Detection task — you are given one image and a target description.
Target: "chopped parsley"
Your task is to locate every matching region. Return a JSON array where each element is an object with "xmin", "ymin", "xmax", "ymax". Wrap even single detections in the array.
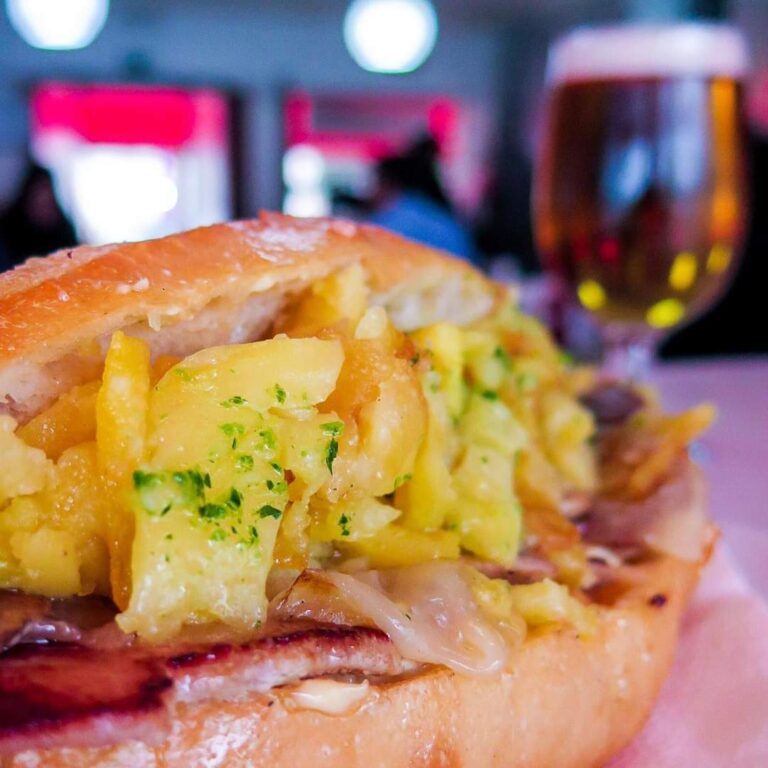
[
  {"xmin": 325, "ymin": 438, "xmax": 339, "ymax": 474},
  {"xmin": 133, "ymin": 469, "xmax": 205, "ymax": 516},
  {"xmin": 258, "ymin": 505, "xmax": 282, "ymax": 519},
  {"xmin": 320, "ymin": 421, "xmax": 345, "ymax": 437},
  {"xmin": 270, "ymin": 461, "xmax": 283, "ymax": 474},
  {"xmin": 273, "ymin": 384, "xmax": 287, "ymax": 404},
  {"xmin": 481, "ymin": 390, "xmax": 499, "ymax": 400},
  {"xmin": 199, "ymin": 503, "xmax": 227, "ymax": 519},
  {"xmin": 221, "ymin": 395, "xmax": 247, "ymax": 408},
  {"xmin": 210, "ymin": 528, "xmax": 227, "ymax": 542},
  {"xmin": 220, "ymin": 422, "xmax": 246, "ymax": 438},
  {"xmin": 338, "ymin": 513, "xmax": 351, "ymax": 537},
  {"xmin": 493, "ymin": 346, "xmax": 512, "ymax": 370},
  {"xmin": 227, "ymin": 487, "xmax": 243, "ymax": 509},
  {"xmin": 265, "ymin": 478, "xmax": 288, "ymax": 494},
  {"xmin": 515, "ymin": 372, "xmax": 538, "ymax": 394},
  {"xmin": 173, "ymin": 367, "xmax": 192, "ymax": 382},
  {"xmin": 259, "ymin": 429, "xmax": 276, "ymax": 451},
  {"xmin": 235, "ymin": 454, "xmax": 254, "ymax": 472},
  {"xmin": 203, "ymin": 472, "xmax": 212, "ymax": 488},
  {"xmin": 133, "ymin": 469, "xmax": 161, "ymax": 491},
  {"xmin": 393, "ymin": 473, "xmax": 412, "ymax": 490}
]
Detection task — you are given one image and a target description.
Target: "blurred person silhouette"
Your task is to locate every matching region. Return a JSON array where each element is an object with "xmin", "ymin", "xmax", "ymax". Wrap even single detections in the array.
[
  {"xmin": 336, "ymin": 136, "xmax": 475, "ymax": 262},
  {"xmin": 0, "ymin": 162, "xmax": 77, "ymax": 272}
]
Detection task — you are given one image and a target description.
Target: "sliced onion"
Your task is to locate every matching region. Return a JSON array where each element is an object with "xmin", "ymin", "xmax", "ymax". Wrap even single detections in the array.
[
  {"xmin": 585, "ymin": 459, "xmax": 708, "ymax": 561},
  {"xmin": 468, "ymin": 554, "xmax": 557, "ymax": 584},
  {"xmin": 320, "ymin": 563, "xmax": 508, "ymax": 676}
]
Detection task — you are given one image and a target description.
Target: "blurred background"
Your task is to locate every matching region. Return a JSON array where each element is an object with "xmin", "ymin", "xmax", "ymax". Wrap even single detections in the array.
[{"xmin": 0, "ymin": 0, "xmax": 765, "ymax": 357}]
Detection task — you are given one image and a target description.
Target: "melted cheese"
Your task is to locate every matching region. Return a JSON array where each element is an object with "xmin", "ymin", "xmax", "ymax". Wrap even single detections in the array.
[{"xmin": 320, "ymin": 563, "xmax": 509, "ymax": 677}]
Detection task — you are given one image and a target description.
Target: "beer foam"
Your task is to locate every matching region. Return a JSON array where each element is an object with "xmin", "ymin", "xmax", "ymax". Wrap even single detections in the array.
[{"xmin": 548, "ymin": 23, "xmax": 749, "ymax": 84}]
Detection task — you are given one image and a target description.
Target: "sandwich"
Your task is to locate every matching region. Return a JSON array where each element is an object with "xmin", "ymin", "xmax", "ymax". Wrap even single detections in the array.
[{"xmin": 0, "ymin": 213, "xmax": 714, "ymax": 767}]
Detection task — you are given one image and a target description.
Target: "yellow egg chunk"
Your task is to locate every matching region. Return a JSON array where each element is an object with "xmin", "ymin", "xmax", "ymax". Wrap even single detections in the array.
[
  {"xmin": 396, "ymin": 385, "xmax": 457, "ymax": 532},
  {"xmin": 283, "ymin": 264, "xmax": 370, "ymax": 335},
  {"xmin": 96, "ymin": 331, "xmax": 151, "ymax": 607},
  {"xmin": 0, "ymin": 416, "xmax": 53, "ymax": 505},
  {"xmin": 120, "ymin": 336, "xmax": 345, "ymax": 640},
  {"xmin": 539, "ymin": 389, "xmax": 597, "ymax": 491},
  {"xmin": 9, "ymin": 528, "xmax": 81, "ymax": 597},
  {"xmin": 411, "ymin": 323, "xmax": 465, "ymax": 417},
  {"xmin": 340, "ymin": 524, "xmax": 460, "ymax": 568},
  {"xmin": 0, "ymin": 442, "xmax": 111, "ymax": 597},
  {"xmin": 448, "ymin": 445, "xmax": 522, "ymax": 567},
  {"xmin": 18, "ymin": 380, "xmax": 100, "ymax": 461},
  {"xmin": 310, "ymin": 496, "xmax": 400, "ymax": 543},
  {"xmin": 504, "ymin": 579, "xmax": 597, "ymax": 637},
  {"xmin": 149, "ymin": 337, "xmax": 344, "ymax": 466}
]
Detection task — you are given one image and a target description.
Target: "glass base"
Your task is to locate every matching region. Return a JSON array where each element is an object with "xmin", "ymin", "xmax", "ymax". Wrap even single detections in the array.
[{"xmin": 601, "ymin": 325, "xmax": 659, "ymax": 382}]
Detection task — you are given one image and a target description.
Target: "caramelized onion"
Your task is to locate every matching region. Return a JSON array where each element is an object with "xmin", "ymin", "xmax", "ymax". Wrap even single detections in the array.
[
  {"xmin": 320, "ymin": 563, "xmax": 508, "ymax": 676},
  {"xmin": 585, "ymin": 459, "xmax": 707, "ymax": 561}
]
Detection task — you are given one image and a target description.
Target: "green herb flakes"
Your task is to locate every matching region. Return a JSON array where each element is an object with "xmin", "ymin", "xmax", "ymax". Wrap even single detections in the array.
[
  {"xmin": 393, "ymin": 473, "xmax": 412, "ymax": 490},
  {"xmin": 210, "ymin": 529, "xmax": 227, "ymax": 542},
  {"xmin": 321, "ymin": 421, "xmax": 345, "ymax": 437},
  {"xmin": 199, "ymin": 503, "xmax": 227, "ymax": 520},
  {"xmin": 133, "ymin": 469, "xmax": 205, "ymax": 516},
  {"xmin": 325, "ymin": 438, "xmax": 339, "ymax": 473},
  {"xmin": 258, "ymin": 505, "xmax": 282, "ymax": 519},
  {"xmin": 221, "ymin": 395, "xmax": 247, "ymax": 408},
  {"xmin": 227, "ymin": 488, "xmax": 243, "ymax": 509},
  {"xmin": 273, "ymin": 384, "xmax": 287, "ymax": 404},
  {"xmin": 338, "ymin": 513, "xmax": 351, "ymax": 537},
  {"xmin": 220, "ymin": 422, "xmax": 245, "ymax": 438},
  {"xmin": 259, "ymin": 429, "xmax": 277, "ymax": 451},
  {"xmin": 493, "ymin": 346, "xmax": 512, "ymax": 370},
  {"xmin": 235, "ymin": 454, "xmax": 254, "ymax": 471}
]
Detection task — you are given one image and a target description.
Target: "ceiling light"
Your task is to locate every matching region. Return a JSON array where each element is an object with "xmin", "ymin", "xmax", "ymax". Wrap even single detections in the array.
[
  {"xmin": 344, "ymin": 0, "xmax": 438, "ymax": 74},
  {"xmin": 5, "ymin": 0, "xmax": 109, "ymax": 50}
]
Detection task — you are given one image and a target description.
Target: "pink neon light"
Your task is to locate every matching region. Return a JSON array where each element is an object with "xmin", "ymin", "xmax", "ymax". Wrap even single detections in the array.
[{"xmin": 31, "ymin": 83, "xmax": 228, "ymax": 148}]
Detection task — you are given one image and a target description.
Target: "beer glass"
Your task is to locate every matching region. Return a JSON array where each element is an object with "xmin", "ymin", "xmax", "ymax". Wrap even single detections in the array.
[{"xmin": 534, "ymin": 23, "xmax": 749, "ymax": 378}]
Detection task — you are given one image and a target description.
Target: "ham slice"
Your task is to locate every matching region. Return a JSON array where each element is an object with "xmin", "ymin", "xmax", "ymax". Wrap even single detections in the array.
[{"xmin": 0, "ymin": 619, "xmax": 401, "ymax": 755}]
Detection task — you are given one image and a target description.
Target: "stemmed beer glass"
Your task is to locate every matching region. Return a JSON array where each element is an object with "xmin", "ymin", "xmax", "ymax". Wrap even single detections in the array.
[{"xmin": 534, "ymin": 23, "xmax": 749, "ymax": 379}]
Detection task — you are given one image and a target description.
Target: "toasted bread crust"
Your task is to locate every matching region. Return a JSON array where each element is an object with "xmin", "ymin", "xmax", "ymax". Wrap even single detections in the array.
[
  {"xmin": 0, "ymin": 213, "xmax": 492, "ymax": 422},
  {"xmin": 3, "ymin": 554, "xmax": 700, "ymax": 768},
  {"xmin": 0, "ymin": 213, "xmax": 480, "ymax": 371}
]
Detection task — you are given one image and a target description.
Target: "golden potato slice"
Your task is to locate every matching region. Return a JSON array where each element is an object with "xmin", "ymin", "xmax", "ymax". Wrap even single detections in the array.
[
  {"xmin": 96, "ymin": 331, "xmax": 151, "ymax": 607},
  {"xmin": 18, "ymin": 381, "xmax": 100, "ymax": 460}
]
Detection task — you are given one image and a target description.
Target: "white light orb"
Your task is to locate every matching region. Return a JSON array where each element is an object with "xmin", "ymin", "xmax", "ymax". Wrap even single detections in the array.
[
  {"xmin": 283, "ymin": 144, "xmax": 326, "ymax": 191},
  {"xmin": 344, "ymin": 0, "xmax": 438, "ymax": 74},
  {"xmin": 6, "ymin": 0, "xmax": 109, "ymax": 50}
]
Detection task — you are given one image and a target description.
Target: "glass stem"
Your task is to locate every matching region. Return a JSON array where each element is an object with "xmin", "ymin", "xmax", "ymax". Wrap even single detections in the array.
[{"xmin": 601, "ymin": 325, "xmax": 658, "ymax": 382}]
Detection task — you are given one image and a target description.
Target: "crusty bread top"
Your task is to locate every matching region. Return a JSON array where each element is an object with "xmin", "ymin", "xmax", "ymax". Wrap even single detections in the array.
[
  {"xmin": 0, "ymin": 212, "xmax": 494, "ymax": 420},
  {"xmin": 0, "ymin": 212, "xmax": 485, "ymax": 368}
]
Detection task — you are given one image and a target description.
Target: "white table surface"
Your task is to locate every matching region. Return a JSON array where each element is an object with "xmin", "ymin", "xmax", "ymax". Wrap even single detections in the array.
[{"xmin": 655, "ymin": 357, "xmax": 768, "ymax": 594}]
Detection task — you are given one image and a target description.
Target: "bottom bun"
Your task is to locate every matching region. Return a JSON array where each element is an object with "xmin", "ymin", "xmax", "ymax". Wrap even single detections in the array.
[{"xmin": 6, "ymin": 553, "xmax": 703, "ymax": 768}]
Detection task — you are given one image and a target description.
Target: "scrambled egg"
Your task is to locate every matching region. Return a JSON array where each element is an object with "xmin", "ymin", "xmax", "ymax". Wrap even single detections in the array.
[{"xmin": 0, "ymin": 265, "xmax": 600, "ymax": 640}]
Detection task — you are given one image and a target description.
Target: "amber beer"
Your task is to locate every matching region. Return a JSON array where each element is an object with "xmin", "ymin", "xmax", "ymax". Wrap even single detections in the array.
[{"xmin": 534, "ymin": 25, "xmax": 749, "ymax": 331}]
